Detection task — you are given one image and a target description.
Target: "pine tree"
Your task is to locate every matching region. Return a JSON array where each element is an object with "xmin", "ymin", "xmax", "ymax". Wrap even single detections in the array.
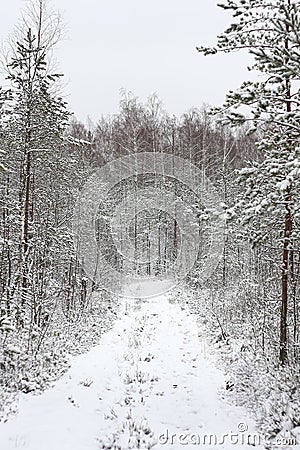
[
  {"xmin": 197, "ymin": 0, "xmax": 300, "ymax": 365},
  {"xmin": 2, "ymin": 0, "xmax": 70, "ymax": 327}
]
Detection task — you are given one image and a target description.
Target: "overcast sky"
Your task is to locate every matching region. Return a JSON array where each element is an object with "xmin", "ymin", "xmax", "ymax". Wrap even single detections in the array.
[{"xmin": 0, "ymin": 0, "xmax": 252, "ymax": 123}]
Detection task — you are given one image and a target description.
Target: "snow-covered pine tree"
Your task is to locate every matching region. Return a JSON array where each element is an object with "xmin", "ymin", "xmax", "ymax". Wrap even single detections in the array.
[
  {"xmin": 197, "ymin": 0, "xmax": 300, "ymax": 365},
  {"xmin": 4, "ymin": 0, "xmax": 70, "ymax": 327}
]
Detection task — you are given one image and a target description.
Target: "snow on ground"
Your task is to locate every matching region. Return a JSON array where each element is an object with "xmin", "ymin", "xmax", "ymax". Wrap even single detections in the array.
[{"xmin": 0, "ymin": 293, "xmax": 263, "ymax": 450}]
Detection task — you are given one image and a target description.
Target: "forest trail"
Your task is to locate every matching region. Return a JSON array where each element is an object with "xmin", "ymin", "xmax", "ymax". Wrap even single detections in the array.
[{"xmin": 0, "ymin": 293, "xmax": 263, "ymax": 450}]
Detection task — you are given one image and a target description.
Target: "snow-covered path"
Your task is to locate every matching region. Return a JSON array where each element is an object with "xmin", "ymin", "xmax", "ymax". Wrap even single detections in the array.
[{"xmin": 0, "ymin": 294, "xmax": 263, "ymax": 450}]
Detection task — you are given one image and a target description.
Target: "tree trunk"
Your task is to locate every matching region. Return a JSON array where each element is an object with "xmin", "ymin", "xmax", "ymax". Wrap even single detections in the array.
[
  {"xmin": 280, "ymin": 7, "xmax": 292, "ymax": 365},
  {"xmin": 280, "ymin": 191, "xmax": 292, "ymax": 365}
]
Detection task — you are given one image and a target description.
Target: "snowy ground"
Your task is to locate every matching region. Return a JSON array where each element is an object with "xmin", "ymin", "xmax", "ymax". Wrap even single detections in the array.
[{"xmin": 0, "ymin": 293, "xmax": 264, "ymax": 450}]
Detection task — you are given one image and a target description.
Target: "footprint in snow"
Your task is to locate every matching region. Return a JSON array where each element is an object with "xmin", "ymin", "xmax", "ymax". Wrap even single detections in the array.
[{"xmin": 68, "ymin": 395, "xmax": 79, "ymax": 408}]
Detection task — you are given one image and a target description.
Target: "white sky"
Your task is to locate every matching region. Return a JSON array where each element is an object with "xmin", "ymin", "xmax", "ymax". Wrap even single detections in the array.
[{"xmin": 0, "ymin": 0, "xmax": 253, "ymax": 123}]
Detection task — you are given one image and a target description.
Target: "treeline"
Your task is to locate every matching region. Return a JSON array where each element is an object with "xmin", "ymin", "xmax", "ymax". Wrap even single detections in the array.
[
  {"xmin": 69, "ymin": 92, "xmax": 258, "ymax": 283},
  {"xmin": 69, "ymin": 91, "xmax": 256, "ymax": 175}
]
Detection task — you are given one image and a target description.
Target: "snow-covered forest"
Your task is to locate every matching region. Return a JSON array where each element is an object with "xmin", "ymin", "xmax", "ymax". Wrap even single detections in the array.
[{"xmin": 0, "ymin": 0, "xmax": 300, "ymax": 448}]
